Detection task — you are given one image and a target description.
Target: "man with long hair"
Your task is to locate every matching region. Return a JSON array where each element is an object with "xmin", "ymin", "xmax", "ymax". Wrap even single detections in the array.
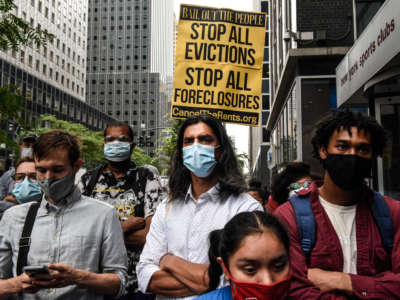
[{"xmin": 137, "ymin": 114, "xmax": 262, "ymax": 300}]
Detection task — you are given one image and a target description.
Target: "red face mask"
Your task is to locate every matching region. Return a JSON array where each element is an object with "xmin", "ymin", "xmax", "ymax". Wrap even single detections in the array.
[{"xmin": 221, "ymin": 261, "xmax": 291, "ymax": 300}]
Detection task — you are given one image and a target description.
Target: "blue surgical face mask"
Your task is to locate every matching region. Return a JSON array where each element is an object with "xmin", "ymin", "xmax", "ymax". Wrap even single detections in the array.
[
  {"xmin": 183, "ymin": 143, "xmax": 218, "ymax": 178},
  {"xmin": 104, "ymin": 141, "xmax": 131, "ymax": 162},
  {"xmin": 12, "ymin": 177, "xmax": 42, "ymax": 204}
]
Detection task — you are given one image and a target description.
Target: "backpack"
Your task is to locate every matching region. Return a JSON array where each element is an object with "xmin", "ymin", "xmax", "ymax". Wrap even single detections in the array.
[{"xmin": 289, "ymin": 191, "xmax": 394, "ymax": 259}]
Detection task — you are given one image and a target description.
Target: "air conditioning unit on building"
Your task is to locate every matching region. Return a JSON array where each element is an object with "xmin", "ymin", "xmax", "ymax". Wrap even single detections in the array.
[{"xmin": 298, "ymin": 31, "xmax": 314, "ymax": 40}]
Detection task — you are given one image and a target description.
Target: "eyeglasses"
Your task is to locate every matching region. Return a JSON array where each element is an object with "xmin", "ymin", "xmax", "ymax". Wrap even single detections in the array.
[
  {"xmin": 289, "ymin": 180, "xmax": 312, "ymax": 191},
  {"xmin": 13, "ymin": 173, "xmax": 37, "ymax": 183},
  {"xmin": 104, "ymin": 135, "xmax": 132, "ymax": 143}
]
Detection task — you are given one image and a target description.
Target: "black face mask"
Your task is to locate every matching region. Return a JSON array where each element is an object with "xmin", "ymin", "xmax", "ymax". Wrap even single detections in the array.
[{"xmin": 323, "ymin": 154, "xmax": 372, "ymax": 191}]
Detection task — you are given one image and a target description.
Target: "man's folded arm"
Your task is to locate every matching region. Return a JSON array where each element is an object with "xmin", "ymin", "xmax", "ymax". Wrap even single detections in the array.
[
  {"xmin": 124, "ymin": 216, "xmax": 153, "ymax": 247},
  {"xmin": 160, "ymin": 254, "xmax": 209, "ymax": 293},
  {"xmin": 147, "ymin": 270, "xmax": 193, "ymax": 296},
  {"xmin": 274, "ymin": 205, "xmax": 352, "ymax": 299},
  {"xmin": 137, "ymin": 200, "xmax": 196, "ymax": 297}
]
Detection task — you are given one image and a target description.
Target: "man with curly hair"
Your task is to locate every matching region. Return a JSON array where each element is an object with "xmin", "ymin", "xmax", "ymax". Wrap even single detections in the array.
[{"xmin": 275, "ymin": 110, "xmax": 400, "ymax": 299}]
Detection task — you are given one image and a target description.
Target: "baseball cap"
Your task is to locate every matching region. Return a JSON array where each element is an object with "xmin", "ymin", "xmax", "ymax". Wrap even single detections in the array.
[{"xmin": 21, "ymin": 134, "xmax": 38, "ymax": 143}]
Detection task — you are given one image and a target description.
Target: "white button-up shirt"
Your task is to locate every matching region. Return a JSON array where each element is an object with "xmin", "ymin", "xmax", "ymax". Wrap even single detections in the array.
[{"xmin": 137, "ymin": 184, "xmax": 263, "ymax": 300}]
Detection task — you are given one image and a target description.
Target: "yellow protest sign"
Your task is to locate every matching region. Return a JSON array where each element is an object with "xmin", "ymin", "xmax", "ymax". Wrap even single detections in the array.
[{"xmin": 171, "ymin": 4, "xmax": 266, "ymax": 126}]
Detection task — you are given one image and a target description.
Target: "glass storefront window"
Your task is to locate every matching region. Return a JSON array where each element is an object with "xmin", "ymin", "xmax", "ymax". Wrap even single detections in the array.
[
  {"xmin": 273, "ymin": 83, "xmax": 298, "ymax": 165},
  {"xmin": 263, "ymin": 47, "xmax": 269, "ymax": 62},
  {"xmin": 263, "ymin": 64, "xmax": 270, "ymax": 78},
  {"xmin": 262, "ymin": 111, "xmax": 269, "ymax": 126},
  {"xmin": 262, "ymin": 79, "xmax": 270, "ymax": 94},
  {"xmin": 283, "ymin": 103, "xmax": 289, "ymax": 161},
  {"xmin": 262, "ymin": 94, "xmax": 270, "ymax": 110},
  {"xmin": 288, "ymin": 91, "xmax": 297, "ymax": 161},
  {"xmin": 355, "ymin": 1, "xmax": 383, "ymax": 37},
  {"xmin": 380, "ymin": 102, "xmax": 400, "ymax": 200},
  {"xmin": 301, "ymin": 77, "xmax": 336, "ymax": 172}
]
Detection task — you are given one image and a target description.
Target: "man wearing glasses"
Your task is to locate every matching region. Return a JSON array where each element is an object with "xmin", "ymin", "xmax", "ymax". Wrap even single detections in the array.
[
  {"xmin": 3, "ymin": 156, "xmax": 41, "ymax": 204},
  {"xmin": 79, "ymin": 121, "xmax": 163, "ymax": 300},
  {"xmin": 0, "ymin": 134, "xmax": 38, "ymax": 201},
  {"xmin": 1, "ymin": 157, "xmax": 42, "ymax": 220}
]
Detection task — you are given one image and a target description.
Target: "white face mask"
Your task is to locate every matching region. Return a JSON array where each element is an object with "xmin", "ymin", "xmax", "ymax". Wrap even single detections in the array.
[
  {"xmin": 21, "ymin": 148, "xmax": 33, "ymax": 158},
  {"xmin": 103, "ymin": 141, "xmax": 131, "ymax": 162}
]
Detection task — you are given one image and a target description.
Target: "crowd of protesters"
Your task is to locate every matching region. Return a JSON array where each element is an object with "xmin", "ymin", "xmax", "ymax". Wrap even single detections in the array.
[{"xmin": 0, "ymin": 110, "xmax": 398, "ymax": 300}]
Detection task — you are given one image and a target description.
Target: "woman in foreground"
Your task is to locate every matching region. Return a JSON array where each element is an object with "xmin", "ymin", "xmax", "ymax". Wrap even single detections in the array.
[{"xmin": 197, "ymin": 211, "xmax": 291, "ymax": 300}]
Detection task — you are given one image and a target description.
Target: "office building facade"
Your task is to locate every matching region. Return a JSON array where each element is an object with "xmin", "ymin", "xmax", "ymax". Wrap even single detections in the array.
[
  {"xmin": 150, "ymin": 0, "xmax": 174, "ymax": 143},
  {"xmin": 267, "ymin": 0, "xmax": 395, "ymax": 196},
  {"xmin": 86, "ymin": 0, "xmax": 174, "ymax": 155},
  {"xmin": 249, "ymin": 0, "xmax": 271, "ymax": 187},
  {"xmin": 267, "ymin": 0, "xmax": 355, "ymax": 178},
  {"xmin": 0, "ymin": 0, "xmax": 115, "ymax": 168}
]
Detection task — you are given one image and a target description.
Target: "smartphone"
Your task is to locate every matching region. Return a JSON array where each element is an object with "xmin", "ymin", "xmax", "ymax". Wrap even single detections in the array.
[{"xmin": 23, "ymin": 265, "xmax": 49, "ymax": 276}]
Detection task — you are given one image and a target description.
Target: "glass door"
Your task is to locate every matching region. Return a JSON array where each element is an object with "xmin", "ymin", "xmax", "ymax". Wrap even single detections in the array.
[{"xmin": 376, "ymin": 97, "xmax": 400, "ymax": 200}]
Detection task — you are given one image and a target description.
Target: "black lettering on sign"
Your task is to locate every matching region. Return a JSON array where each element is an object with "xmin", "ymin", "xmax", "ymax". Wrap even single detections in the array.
[
  {"xmin": 185, "ymin": 67, "xmax": 223, "ymax": 87},
  {"xmin": 180, "ymin": 5, "xmax": 266, "ymax": 28},
  {"xmin": 181, "ymin": 6, "xmax": 199, "ymax": 20},
  {"xmin": 190, "ymin": 23, "xmax": 200, "ymax": 39},
  {"xmin": 228, "ymin": 26, "xmax": 252, "ymax": 45},
  {"xmin": 190, "ymin": 23, "xmax": 227, "ymax": 41},
  {"xmin": 225, "ymin": 71, "xmax": 251, "ymax": 91},
  {"xmin": 184, "ymin": 42, "xmax": 256, "ymax": 66}
]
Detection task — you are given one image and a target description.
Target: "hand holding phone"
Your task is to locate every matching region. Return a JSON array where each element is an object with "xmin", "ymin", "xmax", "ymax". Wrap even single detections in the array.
[{"xmin": 23, "ymin": 265, "xmax": 49, "ymax": 277}]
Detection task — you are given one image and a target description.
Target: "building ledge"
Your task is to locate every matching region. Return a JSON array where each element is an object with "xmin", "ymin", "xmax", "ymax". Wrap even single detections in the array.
[{"xmin": 266, "ymin": 47, "xmax": 350, "ymax": 131}]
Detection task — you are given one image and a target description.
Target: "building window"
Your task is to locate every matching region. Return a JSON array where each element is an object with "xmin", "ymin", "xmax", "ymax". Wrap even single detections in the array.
[
  {"xmin": 20, "ymin": 50, "xmax": 25, "ymax": 63},
  {"xmin": 355, "ymin": 1, "xmax": 383, "ymax": 37}
]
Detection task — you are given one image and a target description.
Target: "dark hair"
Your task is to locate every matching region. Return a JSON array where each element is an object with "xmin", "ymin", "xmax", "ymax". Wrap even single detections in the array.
[
  {"xmin": 15, "ymin": 156, "xmax": 35, "ymax": 169},
  {"xmin": 207, "ymin": 211, "xmax": 290, "ymax": 290},
  {"xmin": 19, "ymin": 134, "xmax": 38, "ymax": 145},
  {"xmin": 271, "ymin": 162, "xmax": 311, "ymax": 205},
  {"xmin": 104, "ymin": 121, "xmax": 134, "ymax": 141},
  {"xmin": 312, "ymin": 110, "xmax": 387, "ymax": 160},
  {"xmin": 33, "ymin": 130, "xmax": 81, "ymax": 166},
  {"xmin": 248, "ymin": 178, "xmax": 262, "ymax": 189},
  {"xmin": 168, "ymin": 114, "xmax": 246, "ymax": 201},
  {"xmin": 248, "ymin": 178, "xmax": 267, "ymax": 205}
]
